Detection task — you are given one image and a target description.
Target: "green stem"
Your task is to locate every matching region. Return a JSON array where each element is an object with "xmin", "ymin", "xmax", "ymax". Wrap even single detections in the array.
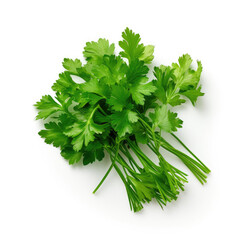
[
  {"xmin": 128, "ymin": 140, "xmax": 159, "ymax": 172},
  {"xmin": 116, "ymin": 154, "xmax": 135, "ymax": 174},
  {"xmin": 147, "ymin": 142, "xmax": 187, "ymax": 179},
  {"xmin": 119, "ymin": 147, "xmax": 136, "ymax": 171},
  {"xmin": 121, "ymin": 145, "xmax": 142, "ymax": 172},
  {"xmin": 160, "ymin": 142, "xmax": 207, "ymax": 183},
  {"xmin": 87, "ymin": 104, "xmax": 100, "ymax": 125},
  {"xmin": 138, "ymin": 117, "xmax": 153, "ymax": 133},
  {"xmin": 161, "ymin": 138, "xmax": 209, "ymax": 174},
  {"xmin": 92, "ymin": 142, "xmax": 120, "ymax": 194},
  {"xmin": 171, "ymin": 133, "xmax": 210, "ymax": 173},
  {"xmin": 98, "ymin": 105, "xmax": 107, "ymax": 116},
  {"xmin": 92, "ymin": 164, "xmax": 114, "ymax": 194},
  {"xmin": 110, "ymin": 155, "xmax": 127, "ymax": 185},
  {"xmin": 138, "ymin": 117, "xmax": 181, "ymax": 189}
]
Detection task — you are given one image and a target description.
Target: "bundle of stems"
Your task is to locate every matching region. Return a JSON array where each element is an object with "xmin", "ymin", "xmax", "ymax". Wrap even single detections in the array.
[{"xmin": 93, "ymin": 112, "xmax": 210, "ymax": 212}]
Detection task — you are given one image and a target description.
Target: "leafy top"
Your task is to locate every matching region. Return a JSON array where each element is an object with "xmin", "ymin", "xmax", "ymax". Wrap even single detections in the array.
[{"xmin": 35, "ymin": 27, "xmax": 204, "ymax": 166}]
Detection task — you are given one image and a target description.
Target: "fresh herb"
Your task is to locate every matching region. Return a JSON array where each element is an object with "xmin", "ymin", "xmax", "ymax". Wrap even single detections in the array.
[{"xmin": 35, "ymin": 28, "xmax": 210, "ymax": 212}]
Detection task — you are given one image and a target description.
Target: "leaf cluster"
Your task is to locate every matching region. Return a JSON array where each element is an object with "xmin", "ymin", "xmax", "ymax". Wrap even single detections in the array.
[{"xmin": 35, "ymin": 28, "xmax": 210, "ymax": 212}]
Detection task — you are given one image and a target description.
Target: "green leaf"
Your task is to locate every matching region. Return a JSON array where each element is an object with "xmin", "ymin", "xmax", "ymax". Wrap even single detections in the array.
[
  {"xmin": 168, "ymin": 111, "xmax": 183, "ymax": 131},
  {"xmin": 83, "ymin": 38, "xmax": 115, "ymax": 62},
  {"xmin": 75, "ymin": 92, "xmax": 103, "ymax": 108},
  {"xmin": 39, "ymin": 121, "xmax": 70, "ymax": 148},
  {"xmin": 149, "ymin": 105, "xmax": 182, "ymax": 132},
  {"xmin": 180, "ymin": 86, "xmax": 204, "ymax": 106},
  {"xmin": 150, "ymin": 105, "xmax": 172, "ymax": 132},
  {"xmin": 119, "ymin": 28, "xmax": 145, "ymax": 62},
  {"xmin": 83, "ymin": 141, "xmax": 105, "ymax": 165},
  {"xmin": 61, "ymin": 147, "xmax": 83, "ymax": 165},
  {"xmin": 83, "ymin": 151, "xmax": 95, "ymax": 165},
  {"xmin": 107, "ymin": 85, "xmax": 130, "ymax": 111},
  {"xmin": 64, "ymin": 121, "xmax": 104, "ymax": 151},
  {"xmin": 153, "ymin": 84, "xmax": 166, "ymax": 104},
  {"xmin": 153, "ymin": 65, "xmax": 175, "ymax": 104},
  {"xmin": 128, "ymin": 110, "xmax": 139, "ymax": 122},
  {"xmin": 133, "ymin": 123, "xmax": 148, "ymax": 144},
  {"xmin": 91, "ymin": 55, "xmax": 127, "ymax": 85},
  {"xmin": 128, "ymin": 176, "xmax": 155, "ymax": 202},
  {"xmin": 172, "ymin": 54, "xmax": 203, "ymax": 90},
  {"xmin": 168, "ymin": 94, "xmax": 186, "ymax": 106},
  {"xmin": 81, "ymin": 78, "xmax": 110, "ymax": 98},
  {"xmin": 111, "ymin": 109, "xmax": 138, "ymax": 137},
  {"xmin": 141, "ymin": 95, "xmax": 158, "ymax": 113},
  {"xmin": 126, "ymin": 59, "xmax": 149, "ymax": 83},
  {"xmin": 139, "ymin": 45, "xmax": 154, "ymax": 64},
  {"xmin": 174, "ymin": 54, "xmax": 192, "ymax": 74},
  {"xmin": 52, "ymin": 72, "xmax": 79, "ymax": 95},
  {"xmin": 130, "ymin": 77, "xmax": 156, "ymax": 105},
  {"xmin": 62, "ymin": 58, "xmax": 82, "ymax": 75},
  {"xmin": 126, "ymin": 59, "xmax": 155, "ymax": 105},
  {"xmin": 34, "ymin": 95, "xmax": 62, "ymax": 120},
  {"xmin": 135, "ymin": 132, "xmax": 148, "ymax": 144},
  {"xmin": 76, "ymin": 66, "xmax": 92, "ymax": 81},
  {"xmin": 64, "ymin": 106, "xmax": 106, "ymax": 151}
]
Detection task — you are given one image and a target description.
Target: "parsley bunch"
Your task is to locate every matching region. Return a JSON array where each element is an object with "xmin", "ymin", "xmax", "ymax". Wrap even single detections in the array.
[{"xmin": 35, "ymin": 28, "xmax": 210, "ymax": 212}]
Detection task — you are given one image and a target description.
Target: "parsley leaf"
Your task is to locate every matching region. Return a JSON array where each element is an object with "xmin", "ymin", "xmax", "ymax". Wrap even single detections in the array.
[
  {"xmin": 130, "ymin": 77, "xmax": 156, "ymax": 105},
  {"xmin": 62, "ymin": 58, "xmax": 82, "ymax": 75},
  {"xmin": 34, "ymin": 95, "xmax": 62, "ymax": 120},
  {"xmin": 83, "ymin": 38, "xmax": 115, "ymax": 63},
  {"xmin": 111, "ymin": 109, "xmax": 138, "ymax": 137},
  {"xmin": 126, "ymin": 59, "xmax": 156, "ymax": 105},
  {"xmin": 52, "ymin": 72, "xmax": 80, "ymax": 95},
  {"xmin": 139, "ymin": 45, "xmax": 155, "ymax": 64},
  {"xmin": 39, "ymin": 121, "xmax": 70, "ymax": 148},
  {"xmin": 180, "ymin": 86, "xmax": 204, "ymax": 106},
  {"xmin": 64, "ymin": 107, "xmax": 105, "ymax": 151},
  {"xmin": 107, "ymin": 85, "xmax": 130, "ymax": 111},
  {"xmin": 83, "ymin": 141, "xmax": 105, "ymax": 165},
  {"xmin": 149, "ymin": 105, "xmax": 182, "ymax": 132},
  {"xmin": 91, "ymin": 55, "xmax": 127, "ymax": 85},
  {"xmin": 81, "ymin": 78, "xmax": 110, "ymax": 98},
  {"xmin": 61, "ymin": 147, "xmax": 83, "ymax": 165},
  {"xmin": 119, "ymin": 28, "xmax": 145, "ymax": 62},
  {"xmin": 172, "ymin": 54, "xmax": 203, "ymax": 90}
]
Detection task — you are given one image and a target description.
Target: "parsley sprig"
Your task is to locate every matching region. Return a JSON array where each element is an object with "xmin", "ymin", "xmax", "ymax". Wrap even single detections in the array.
[{"xmin": 35, "ymin": 28, "xmax": 210, "ymax": 212}]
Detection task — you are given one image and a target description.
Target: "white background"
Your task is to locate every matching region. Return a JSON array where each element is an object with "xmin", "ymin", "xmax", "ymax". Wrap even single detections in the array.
[{"xmin": 1, "ymin": 0, "xmax": 239, "ymax": 239}]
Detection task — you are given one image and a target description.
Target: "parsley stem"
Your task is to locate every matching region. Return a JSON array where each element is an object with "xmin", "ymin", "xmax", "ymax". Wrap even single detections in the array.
[
  {"xmin": 127, "ymin": 140, "xmax": 160, "ymax": 172},
  {"xmin": 92, "ymin": 163, "xmax": 114, "ymax": 194},
  {"xmin": 121, "ymin": 145, "xmax": 142, "ymax": 172},
  {"xmin": 138, "ymin": 117, "xmax": 152, "ymax": 132},
  {"xmin": 116, "ymin": 154, "xmax": 134, "ymax": 173},
  {"xmin": 171, "ymin": 133, "xmax": 210, "ymax": 173},
  {"xmin": 92, "ymin": 143, "xmax": 120, "ymax": 194},
  {"xmin": 161, "ymin": 137, "xmax": 209, "ymax": 174},
  {"xmin": 119, "ymin": 148, "xmax": 136, "ymax": 171},
  {"xmin": 147, "ymin": 142, "xmax": 187, "ymax": 178},
  {"xmin": 98, "ymin": 105, "xmax": 107, "ymax": 116},
  {"xmin": 160, "ymin": 141, "xmax": 207, "ymax": 183}
]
